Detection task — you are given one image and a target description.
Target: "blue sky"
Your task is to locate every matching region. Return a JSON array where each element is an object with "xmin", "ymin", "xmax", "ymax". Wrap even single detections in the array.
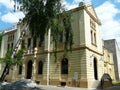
[{"xmin": 0, "ymin": 0, "xmax": 120, "ymax": 43}]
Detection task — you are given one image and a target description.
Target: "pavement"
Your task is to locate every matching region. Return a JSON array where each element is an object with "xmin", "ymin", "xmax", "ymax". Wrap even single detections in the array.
[
  {"xmin": 1, "ymin": 79, "xmax": 120, "ymax": 90},
  {"xmin": 39, "ymin": 85, "xmax": 99, "ymax": 90},
  {"xmin": 39, "ymin": 85, "xmax": 120, "ymax": 90}
]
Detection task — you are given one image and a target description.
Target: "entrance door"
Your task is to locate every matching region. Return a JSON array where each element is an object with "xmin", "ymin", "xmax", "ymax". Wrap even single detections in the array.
[{"xmin": 26, "ymin": 60, "xmax": 33, "ymax": 79}]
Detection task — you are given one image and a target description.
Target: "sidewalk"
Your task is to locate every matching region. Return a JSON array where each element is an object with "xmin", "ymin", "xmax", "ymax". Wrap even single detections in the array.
[{"xmin": 39, "ymin": 85, "xmax": 100, "ymax": 90}]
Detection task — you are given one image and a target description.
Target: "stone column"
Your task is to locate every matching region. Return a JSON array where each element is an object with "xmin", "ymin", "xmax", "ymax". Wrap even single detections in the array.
[
  {"xmin": 32, "ymin": 58, "xmax": 37, "ymax": 81},
  {"xmin": 22, "ymin": 62, "xmax": 26, "ymax": 79}
]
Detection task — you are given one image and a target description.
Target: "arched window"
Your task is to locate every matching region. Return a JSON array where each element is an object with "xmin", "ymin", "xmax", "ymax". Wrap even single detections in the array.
[
  {"xmin": 38, "ymin": 61, "xmax": 43, "ymax": 74},
  {"xmin": 94, "ymin": 58, "xmax": 98, "ymax": 80},
  {"xmin": 61, "ymin": 58, "xmax": 68, "ymax": 74}
]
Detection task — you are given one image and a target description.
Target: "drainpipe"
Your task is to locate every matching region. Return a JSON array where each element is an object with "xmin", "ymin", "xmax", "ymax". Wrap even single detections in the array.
[{"xmin": 47, "ymin": 29, "xmax": 51, "ymax": 85}]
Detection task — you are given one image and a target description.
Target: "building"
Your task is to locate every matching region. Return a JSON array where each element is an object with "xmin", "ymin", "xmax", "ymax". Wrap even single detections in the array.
[
  {"xmin": 103, "ymin": 47, "xmax": 115, "ymax": 80},
  {"xmin": 0, "ymin": 2, "xmax": 115, "ymax": 88},
  {"xmin": 104, "ymin": 39, "xmax": 120, "ymax": 80}
]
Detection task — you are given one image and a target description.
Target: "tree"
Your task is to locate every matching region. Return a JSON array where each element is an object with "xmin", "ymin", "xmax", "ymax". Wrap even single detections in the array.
[
  {"xmin": 0, "ymin": 48, "xmax": 25, "ymax": 82},
  {"xmin": 14, "ymin": 0, "xmax": 73, "ymax": 61}
]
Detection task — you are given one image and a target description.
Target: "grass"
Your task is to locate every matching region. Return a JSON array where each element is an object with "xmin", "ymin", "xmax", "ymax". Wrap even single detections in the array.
[{"xmin": 112, "ymin": 81, "xmax": 120, "ymax": 85}]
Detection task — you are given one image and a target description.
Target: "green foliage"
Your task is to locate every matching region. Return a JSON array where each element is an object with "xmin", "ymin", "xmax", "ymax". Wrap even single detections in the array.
[
  {"xmin": 113, "ymin": 81, "xmax": 120, "ymax": 85},
  {"xmin": 15, "ymin": 0, "xmax": 73, "ymax": 62},
  {"xmin": 0, "ymin": 48, "xmax": 25, "ymax": 67}
]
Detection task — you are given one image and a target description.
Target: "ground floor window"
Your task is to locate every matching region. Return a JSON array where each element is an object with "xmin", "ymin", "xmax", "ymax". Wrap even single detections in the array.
[
  {"xmin": 19, "ymin": 65, "xmax": 22, "ymax": 74},
  {"xmin": 38, "ymin": 61, "xmax": 43, "ymax": 74},
  {"xmin": 61, "ymin": 58, "xmax": 68, "ymax": 74},
  {"xmin": 94, "ymin": 58, "xmax": 98, "ymax": 80}
]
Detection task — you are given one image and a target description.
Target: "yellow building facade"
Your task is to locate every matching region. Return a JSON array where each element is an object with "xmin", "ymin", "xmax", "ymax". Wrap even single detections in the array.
[{"xmin": 0, "ymin": 2, "xmax": 115, "ymax": 88}]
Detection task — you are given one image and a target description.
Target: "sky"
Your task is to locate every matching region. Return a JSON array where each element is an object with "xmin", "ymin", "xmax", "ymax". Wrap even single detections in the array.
[{"xmin": 0, "ymin": 0, "xmax": 120, "ymax": 45}]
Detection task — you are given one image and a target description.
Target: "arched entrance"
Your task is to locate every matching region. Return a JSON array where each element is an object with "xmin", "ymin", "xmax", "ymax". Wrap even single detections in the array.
[
  {"xmin": 93, "ymin": 58, "xmax": 98, "ymax": 80},
  {"xmin": 26, "ymin": 60, "xmax": 33, "ymax": 79}
]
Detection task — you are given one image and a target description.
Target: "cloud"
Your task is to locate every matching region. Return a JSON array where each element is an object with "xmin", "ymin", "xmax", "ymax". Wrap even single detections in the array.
[
  {"xmin": 0, "ymin": 0, "xmax": 15, "ymax": 10},
  {"xmin": 64, "ymin": 0, "xmax": 120, "ymax": 48},
  {"xmin": 63, "ymin": 0, "xmax": 92, "ymax": 10},
  {"xmin": 95, "ymin": 1, "xmax": 120, "ymax": 44},
  {"xmin": 1, "ymin": 11, "xmax": 25, "ymax": 23},
  {"xmin": 0, "ymin": 0, "xmax": 25, "ymax": 24}
]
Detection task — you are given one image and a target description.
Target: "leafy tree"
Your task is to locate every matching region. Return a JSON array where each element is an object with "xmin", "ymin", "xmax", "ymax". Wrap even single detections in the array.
[
  {"xmin": 0, "ymin": 48, "xmax": 26, "ymax": 82},
  {"xmin": 14, "ymin": 0, "xmax": 73, "ymax": 61},
  {"xmin": 0, "ymin": 49, "xmax": 25, "ymax": 66}
]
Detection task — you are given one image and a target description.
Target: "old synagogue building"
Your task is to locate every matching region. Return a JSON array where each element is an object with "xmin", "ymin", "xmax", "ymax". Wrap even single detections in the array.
[{"xmin": 0, "ymin": 2, "xmax": 117, "ymax": 88}]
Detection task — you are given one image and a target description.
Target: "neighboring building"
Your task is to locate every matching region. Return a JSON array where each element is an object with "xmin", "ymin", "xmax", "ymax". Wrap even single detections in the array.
[
  {"xmin": 0, "ymin": 2, "xmax": 115, "ymax": 88},
  {"xmin": 104, "ymin": 39, "xmax": 120, "ymax": 81},
  {"xmin": 103, "ymin": 48, "xmax": 115, "ymax": 80}
]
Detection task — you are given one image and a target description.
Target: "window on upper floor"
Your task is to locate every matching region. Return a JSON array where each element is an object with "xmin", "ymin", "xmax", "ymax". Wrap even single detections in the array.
[
  {"xmin": 8, "ymin": 34, "xmax": 14, "ymax": 41},
  {"xmin": 27, "ymin": 38, "xmax": 31, "ymax": 48},
  {"xmin": 90, "ymin": 18, "xmax": 97, "ymax": 46},
  {"xmin": 33, "ymin": 38, "xmax": 37, "ymax": 48},
  {"xmin": 22, "ymin": 40, "xmax": 25, "ymax": 48},
  {"xmin": 91, "ymin": 30, "xmax": 97, "ymax": 46},
  {"xmin": 59, "ymin": 32, "xmax": 63, "ymax": 43},
  {"xmin": 94, "ymin": 33, "xmax": 96, "ymax": 45},
  {"xmin": 91, "ymin": 30, "xmax": 93, "ymax": 43}
]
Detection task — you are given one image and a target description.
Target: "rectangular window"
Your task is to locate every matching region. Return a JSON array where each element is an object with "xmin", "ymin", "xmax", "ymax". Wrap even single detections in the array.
[
  {"xmin": 19, "ymin": 65, "xmax": 22, "ymax": 74},
  {"xmin": 91, "ymin": 30, "xmax": 93, "ymax": 43},
  {"xmin": 38, "ymin": 61, "xmax": 43, "ymax": 74},
  {"xmin": 27, "ymin": 38, "xmax": 31, "ymax": 48},
  {"xmin": 33, "ymin": 39, "xmax": 36, "ymax": 48},
  {"xmin": 91, "ymin": 30, "xmax": 97, "ymax": 46},
  {"xmin": 90, "ymin": 18, "xmax": 97, "ymax": 46},
  {"xmin": 94, "ymin": 33, "xmax": 96, "ymax": 45},
  {"xmin": 59, "ymin": 32, "xmax": 63, "ymax": 42},
  {"xmin": 7, "ymin": 44, "xmax": 10, "ymax": 50},
  {"xmin": 22, "ymin": 40, "xmax": 25, "ymax": 48},
  {"xmin": 11, "ymin": 34, "xmax": 14, "ymax": 41},
  {"xmin": 11, "ymin": 43, "xmax": 13, "ymax": 49}
]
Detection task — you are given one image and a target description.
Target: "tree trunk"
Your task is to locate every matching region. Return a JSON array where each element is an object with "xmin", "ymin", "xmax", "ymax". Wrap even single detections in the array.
[{"xmin": 0, "ymin": 64, "xmax": 10, "ymax": 83}]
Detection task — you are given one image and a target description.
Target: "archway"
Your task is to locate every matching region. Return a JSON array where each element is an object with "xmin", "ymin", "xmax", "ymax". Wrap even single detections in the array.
[
  {"xmin": 26, "ymin": 60, "xmax": 33, "ymax": 79},
  {"xmin": 93, "ymin": 58, "xmax": 98, "ymax": 80}
]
